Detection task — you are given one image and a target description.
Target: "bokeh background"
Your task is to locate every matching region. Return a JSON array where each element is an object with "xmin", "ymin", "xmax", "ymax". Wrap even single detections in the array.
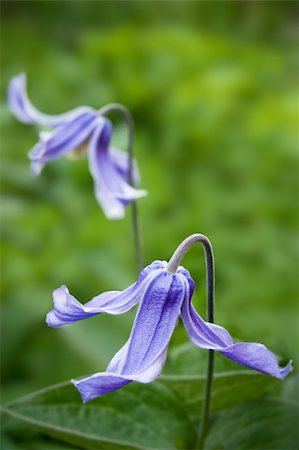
[{"xmin": 1, "ymin": 1, "xmax": 298, "ymax": 446}]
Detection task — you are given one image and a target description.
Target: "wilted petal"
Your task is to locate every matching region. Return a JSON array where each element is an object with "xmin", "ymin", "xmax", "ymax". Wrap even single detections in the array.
[
  {"xmin": 88, "ymin": 121, "xmax": 147, "ymax": 220},
  {"xmin": 28, "ymin": 112, "xmax": 100, "ymax": 174},
  {"xmin": 73, "ymin": 267, "xmax": 185, "ymax": 402},
  {"xmin": 46, "ymin": 261, "xmax": 164, "ymax": 327},
  {"xmin": 8, "ymin": 73, "xmax": 94, "ymax": 126},
  {"xmin": 181, "ymin": 276, "xmax": 292, "ymax": 379}
]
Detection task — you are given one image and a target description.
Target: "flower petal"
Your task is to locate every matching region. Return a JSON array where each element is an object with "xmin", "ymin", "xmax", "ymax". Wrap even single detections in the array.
[
  {"xmin": 220, "ymin": 343, "xmax": 292, "ymax": 379},
  {"xmin": 72, "ymin": 374, "xmax": 130, "ymax": 402},
  {"xmin": 28, "ymin": 112, "xmax": 100, "ymax": 174},
  {"xmin": 46, "ymin": 261, "xmax": 165, "ymax": 327},
  {"xmin": 109, "ymin": 147, "xmax": 140, "ymax": 186},
  {"xmin": 8, "ymin": 73, "xmax": 94, "ymax": 126},
  {"xmin": 181, "ymin": 276, "xmax": 292, "ymax": 379},
  {"xmin": 88, "ymin": 121, "xmax": 147, "ymax": 220},
  {"xmin": 73, "ymin": 267, "xmax": 185, "ymax": 402}
]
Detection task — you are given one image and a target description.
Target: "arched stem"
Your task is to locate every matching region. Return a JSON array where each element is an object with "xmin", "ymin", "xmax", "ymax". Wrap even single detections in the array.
[
  {"xmin": 98, "ymin": 103, "xmax": 143, "ymax": 272},
  {"xmin": 167, "ymin": 233, "xmax": 215, "ymax": 449}
]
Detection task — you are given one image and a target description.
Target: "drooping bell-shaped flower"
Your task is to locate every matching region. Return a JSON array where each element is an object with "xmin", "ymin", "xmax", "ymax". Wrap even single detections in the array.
[
  {"xmin": 46, "ymin": 240, "xmax": 292, "ymax": 402},
  {"xmin": 8, "ymin": 73, "xmax": 146, "ymax": 219}
]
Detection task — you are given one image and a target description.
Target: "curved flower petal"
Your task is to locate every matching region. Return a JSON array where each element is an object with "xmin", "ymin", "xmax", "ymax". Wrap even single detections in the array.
[
  {"xmin": 73, "ymin": 268, "xmax": 185, "ymax": 402},
  {"xmin": 88, "ymin": 121, "xmax": 147, "ymax": 220},
  {"xmin": 181, "ymin": 296, "xmax": 233, "ymax": 349},
  {"xmin": 72, "ymin": 373, "xmax": 131, "ymax": 402},
  {"xmin": 109, "ymin": 147, "xmax": 140, "ymax": 186},
  {"xmin": 220, "ymin": 343, "xmax": 292, "ymax": 379},
  {"xmin": 29, "ymin": 112, "xmax": 100, "ymax": 175},
  {"xmin": 181, "ymin": 276, "xmax": 292, "ymax": 379},
  {"xmin": 46, "ymin": 261, "xmax": 165, "ymax": 327},
  {"xmin": 8, "ymin": 73, "xmax": 94, "ymax": 126}
]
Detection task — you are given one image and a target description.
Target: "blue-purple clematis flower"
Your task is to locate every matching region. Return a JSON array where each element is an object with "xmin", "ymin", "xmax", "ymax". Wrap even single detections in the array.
[
  {"xmin": 8, "ymin": 73, "xmax": 146, "ymax": 219},
  {"xmin": 46, "ymin": 260, "xmax": 292, "ymax": 403}
]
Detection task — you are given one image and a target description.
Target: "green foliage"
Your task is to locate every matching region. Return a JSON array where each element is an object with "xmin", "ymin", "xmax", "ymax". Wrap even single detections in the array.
[
  {"xmin": 1, "ymin": 373, "xmax": 295, "ymax": 450},
  {"xmin": 160, "ymin": 371, "xmax": 277, "ymax": 417},
  {"xmin": 1, "ymin": 2, "xmax": 298, "ymax": 449},
  {"xmin": 0, "ymin": 417, "xmax": 78, "ymax": 450},
  {"xmin": 2, "ymin": 345, "xmax": 297, "ymax": 449},
  {"xmin": 205, "ymin": 399, "xmax": 299, "ymax": 450},
  {"xmin": 1, "ymin": 381, "xmax": 196, "ymax": 450}
]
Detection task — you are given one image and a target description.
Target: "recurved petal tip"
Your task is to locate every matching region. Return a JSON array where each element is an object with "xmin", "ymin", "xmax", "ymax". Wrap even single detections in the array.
[
  {"xmin": 8, "ymin": 73, "xmax": 35, "ymax": 124},
  {"xmin": 71, "ymin": 374, "xmax": 131, "ymax": 403},
  {"xmin": 45, "ymin": 310, "xmax": 62, "ymax": 328},
  {"xmin": 279, "ymin": 360, "xmax": 293, "ymax": 379}
]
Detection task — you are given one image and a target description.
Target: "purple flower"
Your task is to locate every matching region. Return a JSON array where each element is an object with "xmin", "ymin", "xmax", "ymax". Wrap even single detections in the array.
[
  {"xmin": 8, "ymin": 74, "xmax": 146, "ymax": 219},
  {"xmin": 46, "ymin": 260, "xmax": 292, "ymax": 403}
]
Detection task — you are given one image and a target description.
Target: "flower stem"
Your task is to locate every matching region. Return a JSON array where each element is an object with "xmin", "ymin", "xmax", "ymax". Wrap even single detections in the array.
[
  {"xmin": 196, "ymin": 350, "xmax": 215, "ymax": 449},
  {"xmin": 99, "ymin": 103, "xmax": 143, "ymax": 272},
  {"xmin": 166, "ymin": 233, "xmax": 215, "ymax": 449}
]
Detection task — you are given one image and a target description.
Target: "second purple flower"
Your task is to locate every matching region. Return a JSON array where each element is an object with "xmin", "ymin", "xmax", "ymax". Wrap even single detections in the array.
[{"xmin": 8, "ymin": 74, "xmax": 147, "ymax": 219}]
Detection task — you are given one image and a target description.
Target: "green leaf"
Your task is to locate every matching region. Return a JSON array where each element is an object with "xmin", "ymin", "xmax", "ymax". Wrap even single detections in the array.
[
  {"xmin": 1, "ymin": 414, "xmax": 79, "ymax": 449},
  {"xmin": 162, "ymin": 343, "xmax": 278, "ymax": 416},
  {"xmin": 1, "ymin": 381, "xmax": 195, "ymax": 450},
  {"xmin": 205, "ymin": 399, "xmax": 299, "ymax": 449},
  {"xmin": 160, "ymin": 370, "xmax": 277, "ymax": 416}
]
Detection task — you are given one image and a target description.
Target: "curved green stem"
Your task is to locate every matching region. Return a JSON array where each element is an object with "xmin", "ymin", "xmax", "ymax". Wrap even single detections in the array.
[
  {"xmin": 99, "ymin": 103, "xmax": 143, "ymax": 272},
  {"xmin": 167, "ymin": 233, "xmax": 215, "ymax": 449}
]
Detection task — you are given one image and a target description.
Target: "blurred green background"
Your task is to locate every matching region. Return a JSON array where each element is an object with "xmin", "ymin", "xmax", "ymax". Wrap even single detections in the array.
[{"xmin": 1, "ymin": 0, "xmax": 298, "ymax": 427}]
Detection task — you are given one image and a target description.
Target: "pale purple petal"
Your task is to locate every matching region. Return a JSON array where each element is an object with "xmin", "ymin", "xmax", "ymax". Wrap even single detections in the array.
[
  {"xmin": 220, "ymin": 343, "xmax": 292, "ymax": 379},
  {"xmin": 73, "ymin": 267, "xmax": 184, "ymax": 402},
  {"xmin": 108, "ymin": 271, "xmax": 182, "ymax": 377},
  {"xmin": 109, "ymin": 147, "xmax": 140, "ymax": 186},
  {"xmin": 28, "ymin": 112, "xmax": 100, "ymax": 174},
  {"xmin": 181, "ymin": 276, "xmax": 292, "ymax": 379},
  {"xmin": 46, "ymin": 261, "xmax": 165, "ymax": 327},
  {"xmin": 88, "ymin": 122, "xmax": 147, "ymax": 220},
  {"xmin": 181, "ymin": 302, "xmax": 233, "ymax": 349},
  {"xmin": 8, "ymin": 73, "xmax": 94, "ymax": 126},
  {"xmin": 72, "ymin": 374, "xmax": 130, "ymax": 402}
]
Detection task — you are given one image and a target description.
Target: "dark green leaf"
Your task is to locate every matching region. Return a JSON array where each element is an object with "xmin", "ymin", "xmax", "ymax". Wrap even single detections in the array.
[
  {"xmin": 205, "ymin": 399, "xmax": 299, "ymax": 449},
  {"xmin": 1, "ymin": 381, "xmax": 195, "ymax": 450},
  {"xmin": 160, "ymin": 370, "xmax": 277, "ymax": 416},
  {"xmin": 1, "ymin": 414, "xmax": 79, "ymax": 449}
]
